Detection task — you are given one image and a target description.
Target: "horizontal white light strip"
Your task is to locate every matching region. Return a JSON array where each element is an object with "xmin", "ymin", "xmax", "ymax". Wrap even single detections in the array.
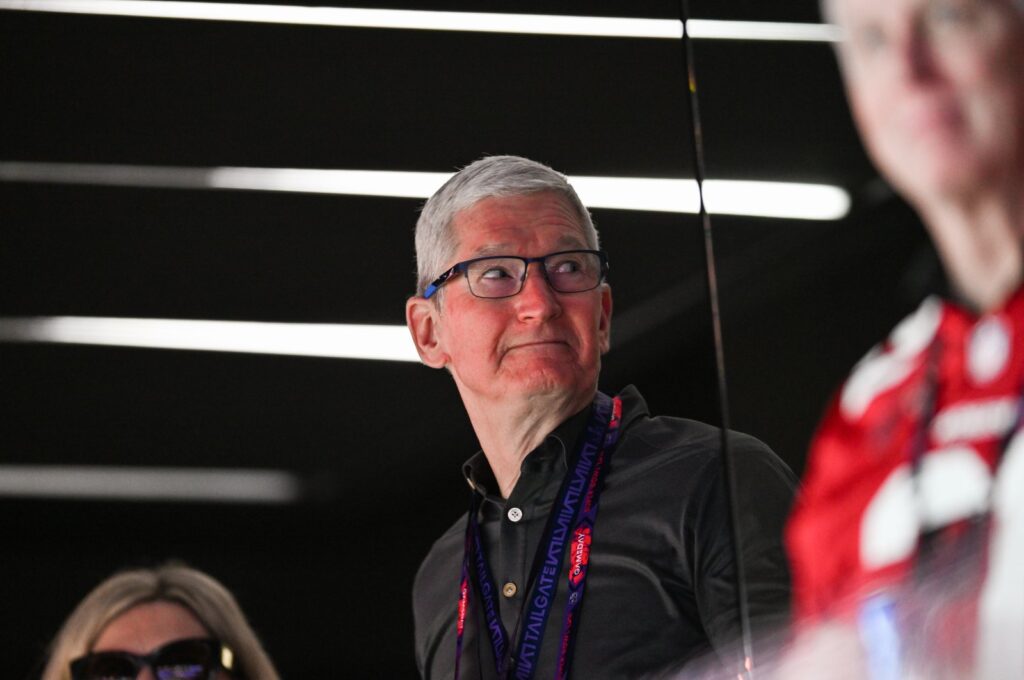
[
  {"xmin": 0, "ymin": 162, "xmax": 851, "ymax": 220},
  {"xmin": 210, "ymin": 166, "xmax": 452, "ymax": 198},
  {"xmin": 687, "ymin": 19, "xmax": 840, "ymax": 42},
  {"xmin": 0, "ymin": 316, "xmax": 420, "ymax": 362},
  {"xmin": 570, "ymin": 176, "xmax": 850, "ymax": 221},
  {"xmin": 0, "ymin": 465, "xmax": 301, "ymax": 503},
  {"xmin": 0, "ymin": 1, "xmax": 839, "ymax": 42}
]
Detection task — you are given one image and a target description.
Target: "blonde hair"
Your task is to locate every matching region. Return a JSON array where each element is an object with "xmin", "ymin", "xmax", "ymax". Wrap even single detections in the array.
[{"xmin": 41, "ymin": 562, "xmax": 280, "ymax": 680}]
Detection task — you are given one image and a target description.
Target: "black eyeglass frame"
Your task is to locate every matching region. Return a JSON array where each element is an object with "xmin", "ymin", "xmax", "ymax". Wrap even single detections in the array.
[
  {"xmin": 422, "ymin": 249, "xmax": 609, "ymax": 300},
  {"xmin": 70, "ymin": 637, "xmax": 235, "ymax": 680}
]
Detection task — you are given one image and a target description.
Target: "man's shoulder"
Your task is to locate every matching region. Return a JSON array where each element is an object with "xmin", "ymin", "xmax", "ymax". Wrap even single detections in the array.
[
  {"xmin": 625, "ymin": 411, "xmax": 771, "ymax": 455},
  {"xmin": 612, "ymin": 388, "xmax": 796, "ymax": 495},
  {"xmin": 618, "ymin": 384, "xmax": 775, "ymax": 449},
  {"xmin": 619, "ymin": 405, "xmax": 790, "ymax": 479}
]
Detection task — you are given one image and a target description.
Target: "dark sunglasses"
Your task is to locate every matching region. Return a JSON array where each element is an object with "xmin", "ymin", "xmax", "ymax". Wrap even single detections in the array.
[{"xmin": 70, "ymin": 637, "xmax": 235, "ymax": 680}]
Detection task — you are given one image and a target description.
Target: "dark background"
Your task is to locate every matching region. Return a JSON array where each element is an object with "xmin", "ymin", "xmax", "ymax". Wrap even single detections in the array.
[{"xmin": 1, "ymin": 1, "xmax": 935, "ymax": 676}]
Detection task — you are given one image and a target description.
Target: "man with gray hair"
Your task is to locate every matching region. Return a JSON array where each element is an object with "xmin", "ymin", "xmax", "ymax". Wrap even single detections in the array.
[
  {"xmin": 786, "ymin": 0, "xmax": 1024, "ymax": 676},
  {"xmin": 406, "ymin": 155, "xmax": 795, "ymax": 679}
]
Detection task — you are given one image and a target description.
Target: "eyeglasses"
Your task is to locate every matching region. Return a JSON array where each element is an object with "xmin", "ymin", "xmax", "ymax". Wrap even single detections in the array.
[
  {"xmin": 423, "ymin": 249, "xmax": 609, "ymax": 300},
  {"xmin": 70, "ymin": 638, "xmax": 235, "ymax": 680}
]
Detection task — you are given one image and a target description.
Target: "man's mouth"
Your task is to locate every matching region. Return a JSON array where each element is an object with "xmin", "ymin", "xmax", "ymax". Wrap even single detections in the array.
[{"xmin": 507, "ymin": 340, "xmax": 569, "ymax": 352}]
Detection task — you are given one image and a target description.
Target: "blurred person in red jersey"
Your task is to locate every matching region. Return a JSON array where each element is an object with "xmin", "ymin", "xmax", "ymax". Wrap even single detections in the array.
[{"xmin": 785, "ymin": 0, "xmax": 1024, "ymax": 677}]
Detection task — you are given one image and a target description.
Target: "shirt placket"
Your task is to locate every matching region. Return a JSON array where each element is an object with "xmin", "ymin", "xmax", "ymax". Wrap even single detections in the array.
[{"xmin": 494, "ymin": 444, "xmax": 566, "ymax": 647}]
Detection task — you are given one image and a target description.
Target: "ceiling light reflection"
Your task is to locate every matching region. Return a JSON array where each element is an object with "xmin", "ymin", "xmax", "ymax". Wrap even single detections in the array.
[
  {"xmin": 0, "ymin": 2, "xmax": 838, "ymax": 41},
  {"xmin": 0, "ymin": 464, "xmax": 301, "ymax": 503},
  {"xmin": 0, "ymin": 162, "xmax": 851, "ymax": 221},
  {"xmin": 0, "ymin": 316, "xmax": 421, "ymax": 362}
]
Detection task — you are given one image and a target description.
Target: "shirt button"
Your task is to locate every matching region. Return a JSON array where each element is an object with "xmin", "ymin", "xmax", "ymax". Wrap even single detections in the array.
[
  {"xmin": 507, "ymin": 507, "xmax": 523, "ymax": 522},
  {"xmin": 503, "ymin": 582, "xmax": 518, "ymax": 598}
]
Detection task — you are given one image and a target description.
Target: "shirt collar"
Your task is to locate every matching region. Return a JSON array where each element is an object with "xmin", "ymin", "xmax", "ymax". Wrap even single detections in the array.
[
  {"xmin": 615, "ymin": 384, "xmax": 648, "ymax": 431},
  {"xmin": 461, "ymin": 399, "xmax": 594, "ymax": 502},
  {"xmin": 460, "ymin": 386, "xmax": 651, "ymax": 502}
]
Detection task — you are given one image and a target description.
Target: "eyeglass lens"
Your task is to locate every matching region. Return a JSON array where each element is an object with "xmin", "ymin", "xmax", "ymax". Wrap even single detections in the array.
[
  {"xmin": 71, "ymin": 639, "xmax": 219, "ymax": 680},
  {"xmin": 465, "ymin": 251, "xmax": 603, "ymax": 299}
]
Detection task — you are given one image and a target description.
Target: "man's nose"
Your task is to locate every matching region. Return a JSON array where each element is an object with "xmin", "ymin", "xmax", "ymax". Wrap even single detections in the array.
[{"xmin": 515, "ymin": 263, "xmax": 562, "ymax": 320}]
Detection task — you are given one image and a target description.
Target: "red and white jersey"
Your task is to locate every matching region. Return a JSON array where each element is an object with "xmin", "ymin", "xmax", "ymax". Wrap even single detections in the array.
[{"xmin": 786, "ymin": 286, "xmax": 1024, "ymax": 673}]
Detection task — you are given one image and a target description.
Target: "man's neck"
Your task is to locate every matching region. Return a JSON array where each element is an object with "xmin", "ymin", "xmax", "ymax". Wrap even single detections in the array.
[
  {"xmin": 462, "ymin": 390, "xmax": 592, "ymax": 498},
  {"xmin": 919, "ymin": 179, "xmax": 1024, "ymax": 313}
]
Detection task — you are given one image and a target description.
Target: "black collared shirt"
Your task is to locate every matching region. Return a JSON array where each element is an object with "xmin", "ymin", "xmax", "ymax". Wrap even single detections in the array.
[{"xmin": 413, "ymin": 386, "xmax": 796, "ymax": 679}]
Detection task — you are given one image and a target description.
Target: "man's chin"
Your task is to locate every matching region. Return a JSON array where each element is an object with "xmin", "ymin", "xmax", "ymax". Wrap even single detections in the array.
[{"xmin": 887, "ymin": 140, "xmax": 994, "ymax": 202}]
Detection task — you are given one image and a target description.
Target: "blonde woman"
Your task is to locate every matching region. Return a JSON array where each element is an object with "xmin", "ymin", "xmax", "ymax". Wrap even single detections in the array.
[{"xmin": 42, "ymin": 563, "xmax": 279, "ymax": 680}]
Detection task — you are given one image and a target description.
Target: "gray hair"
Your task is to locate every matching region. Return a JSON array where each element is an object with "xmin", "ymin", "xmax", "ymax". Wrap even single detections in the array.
[
  {"xmin": 41, "ymin": 562, "xmax": 280, "ymax": 680},
  {"xmin": 413, "ymin": 155, "xmax": 599, "ymax": 297}
]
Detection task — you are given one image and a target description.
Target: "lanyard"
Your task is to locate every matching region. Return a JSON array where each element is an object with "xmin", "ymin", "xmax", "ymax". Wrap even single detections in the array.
[{"xmin": 455, "ymin": 392, "xmax": 623, "ymax": 680}]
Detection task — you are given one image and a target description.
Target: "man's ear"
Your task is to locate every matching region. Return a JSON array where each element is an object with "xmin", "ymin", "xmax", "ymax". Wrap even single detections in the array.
[
  {"xmin": 598, "ymin": 284, "xmax": 613, "ymax": 354},
  {"xmin": 406, "ymin": 296, "xmax": 449, "ymax": 368}
]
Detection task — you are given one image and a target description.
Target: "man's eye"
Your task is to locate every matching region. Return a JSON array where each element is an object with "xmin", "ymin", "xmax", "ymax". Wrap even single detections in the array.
[
  {"xmin": 852, "ymin": 24, "xmax": 887, "ymax": 53},
  {"xmin": 480, "ymin": 266, "xmax": 514, "ymax": 279},
  {"xmin": 549, "ymin": 258, "xmax": 583, "ymax": 274}
]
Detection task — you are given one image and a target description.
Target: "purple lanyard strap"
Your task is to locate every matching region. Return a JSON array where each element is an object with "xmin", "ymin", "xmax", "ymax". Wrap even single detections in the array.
[{"xmin": 455, "ymin": 392, "xmax": 623, "ymax": 680}]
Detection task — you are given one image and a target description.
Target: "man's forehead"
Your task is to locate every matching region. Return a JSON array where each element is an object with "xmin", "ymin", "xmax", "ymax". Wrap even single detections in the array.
[
  {"xmin": 467, "ymin": 233, "xmax": 588, "ymax": 258},
  {"xmin": 456, "ymin": 191, "xmax": 576, "ymax": 219},
  {"xmin": 451, "ymin": 191, "xmax": 590, "ymax": 256}
]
